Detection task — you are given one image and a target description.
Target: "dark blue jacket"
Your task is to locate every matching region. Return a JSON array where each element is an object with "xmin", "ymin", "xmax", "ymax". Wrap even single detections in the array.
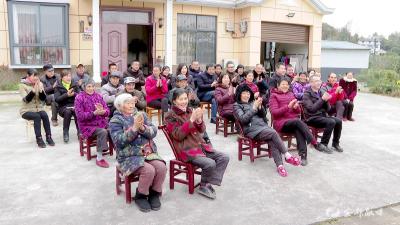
[{"xmin": 196, "ymin": 71, "xmax": 217, "ymax": 98}]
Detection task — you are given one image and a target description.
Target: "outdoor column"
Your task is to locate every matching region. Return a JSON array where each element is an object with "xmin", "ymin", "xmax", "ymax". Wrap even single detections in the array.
[
  {"xmin": 92, "ymin": 0, "xmax": 101, "ymax": 82},
  {"xmin": 164, "ymin": 0, "xmax": 173, "ymax": 67}
]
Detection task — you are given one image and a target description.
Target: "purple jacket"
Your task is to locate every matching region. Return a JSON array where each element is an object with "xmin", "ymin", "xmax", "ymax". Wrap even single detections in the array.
[
  {"xmin": 292, "ymin": 81, "xmax": 310, "ymax": 100},
  {"xmin": 74, "ymin": 91, "xmax": 110, "ymax": 139}
]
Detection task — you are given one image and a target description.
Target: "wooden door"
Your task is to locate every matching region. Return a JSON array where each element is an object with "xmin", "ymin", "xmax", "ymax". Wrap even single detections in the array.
[{"xmin": 101, "ymin": 24, "xmax": 127, "ymax": 73}]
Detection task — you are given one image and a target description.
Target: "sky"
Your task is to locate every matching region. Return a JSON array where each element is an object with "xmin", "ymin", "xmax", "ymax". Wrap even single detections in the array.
[{"xmin": 321, "ymin": 0, "xmax": 399, "ymax": 38}]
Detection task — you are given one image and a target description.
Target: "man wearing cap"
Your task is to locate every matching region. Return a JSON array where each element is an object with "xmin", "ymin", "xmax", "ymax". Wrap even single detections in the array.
[
  {"xmin": 101, "ymin": 63, "xmax": 122, "ymax": 87},
  {"xmin": 123, "ymin": 60, "xmax": 145, "ymax": 91},
  {"xmin": 100, "ymin": 71, "xmax": 125, "ymax": 117},
  {"xmin": 72, "ymin": 64, "xmax": 92, "ymax": 91},
  {"xmin": 118, "ymin": 77, "xmax": 147, "ymax": 111},
  {"xmin": 40, "ymin": 64, "xmax": 60, "ymax": 126},
  {"xmin": 169, "ymin": 74, "xmax": 200, "ymax": 108}
]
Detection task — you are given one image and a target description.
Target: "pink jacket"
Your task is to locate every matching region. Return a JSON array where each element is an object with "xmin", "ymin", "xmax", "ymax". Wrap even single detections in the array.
[
  {"xmin": 145, "ymin": 75, "xmax": 168, "ymax": 103},
  {"xmin": 269, "ymin": 89, "xmax": 301, "ymax": 132}
]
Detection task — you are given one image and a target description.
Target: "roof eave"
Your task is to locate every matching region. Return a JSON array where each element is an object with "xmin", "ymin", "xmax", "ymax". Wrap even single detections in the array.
[{"xmin": 308, "ymin": 0, "xmax": 335, "ymax": 15}]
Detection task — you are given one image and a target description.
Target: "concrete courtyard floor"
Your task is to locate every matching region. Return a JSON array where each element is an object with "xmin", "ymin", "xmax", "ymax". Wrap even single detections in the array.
[{"xmin": 1, "ymin": 92, "xmax": 400, "ymax": 225}]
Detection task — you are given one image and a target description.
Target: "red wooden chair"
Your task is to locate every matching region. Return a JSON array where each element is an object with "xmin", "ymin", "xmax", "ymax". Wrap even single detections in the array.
[
  {"xmin": 158, "ymin": 125, "xmax": 202, "ymax": 194},
  {"xmin": 79, "ymin": 132, "xmax": 114, "ymax": 161},
  {"xmin": 270, "ymin": 114, "xmax": 297, "ymax": 151},
  {"xmin": 215, "ymin": 115, "xmax": 238, "ymax": 137},
  {"xmin": 116, "ymin": 166, "xmax": 139, "ymax": 204},
  {"xmin": 233, "ymin": 114, "xmax": 271, "ymax": 162}
]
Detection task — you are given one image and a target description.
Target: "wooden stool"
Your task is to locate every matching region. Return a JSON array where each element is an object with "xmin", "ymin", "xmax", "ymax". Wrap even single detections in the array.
[
  {"xmin": 25, "ymin": 120, "xmax": 45, "ymax": 142},
  {"xmin": 146, "ymin": 106, "xmax": 162, "ymax": 125},
  {"xmin": 199, "ymin": 102, "xmax": 211, "ymax": 119},
  {"xmin": 79, "ymin": 133, "xmax": 114, "ymax": 161},
  {"xmin": 116, "ymin": 167, "xmax": 139, "ymax": 204},
  {"xmin": 215, "ymin": 115, "xmax": 237, "ymax": 137}
]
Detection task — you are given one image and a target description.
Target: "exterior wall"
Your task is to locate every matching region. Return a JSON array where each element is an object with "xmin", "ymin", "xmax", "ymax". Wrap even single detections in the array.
[
  {"xmin": 0, "ymin": 0, "xmax": 10, "ymax": 66},
  {"xmin": 321, "ymin": 67, "xmax": 362, "ymax": 80},
  {"xmin": 321, "ymin": 49, "xmax": 370, "ymax": 68},
  {"xmin": 257, "ymin": 0, "xmax": 323, "ymax": 69},
  {"xmin": 70, "ymin": 0, "xmax": 93, "ymax": 67},
  {"xmin": 0, "ymin": 0, "xmax": 325, "ymax": 70},
  {"xmin": 99, "ymin": 0, "xmax": 165, "ymax": 65}
]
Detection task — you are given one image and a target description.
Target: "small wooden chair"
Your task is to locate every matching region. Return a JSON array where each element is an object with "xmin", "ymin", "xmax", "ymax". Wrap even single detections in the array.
[
  {"xmin": 159, "ymin": 125, "xmax": 202, "ymax": 194},
  {"xmin": 270, "ymin": 115, "xmax": 296, "ymax": 151},
  {"xmin": 79, "ymin": 133, "xmax": 114, "ymax": 161},
  {"xmin": 299, "ymin": 104, "xmax": 324, "ymax": 141},
  {"xmin": 234, "ymin": 114, "xmax": 271, "ymax": 162},
  {"xmin": 116, "ymin": 166, "xmax": 139, "ymax": 204},
  {"xmin": 146, "ymin": 106, "xmax": 162, "ymax": 125},
  {"xmin": 199, "ymin": 102, "xmax": 211, "ymax": 119},
  {"xmin": 215, "ymin": 115, "xmax": 237, "ymax": 137}
]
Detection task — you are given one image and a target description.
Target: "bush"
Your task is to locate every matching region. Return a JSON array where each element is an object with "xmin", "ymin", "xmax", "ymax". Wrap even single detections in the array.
[{"xmin": 358, "ymin": 69, "xmax": 400, "ymax": 96}]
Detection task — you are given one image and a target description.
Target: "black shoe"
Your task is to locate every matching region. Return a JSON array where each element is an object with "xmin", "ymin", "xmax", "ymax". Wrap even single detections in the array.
[
  {"xmin": 63, "ymin": 132, "xmax": 69, "ymax": 143},
  {"xmin": 315, "ymin": 143, "xmax": 333, "ymax": 154},
  {"xmin": 46, "ymin": 135, "xmax": 55, "ymax": 146},
  {"xmin": 210, "ymin": 118, "xmax": 216, "ymax": 124},
  {"xmin": 134, "ymin": 189, "xmax": 151, "ymax": 212},
  {"xmin": 36, "ymin": 136, "xmax": 46, "ymax": 148},
  {"xmin": 332, "ymin": 144, "xmax": 344, "ymax": 152},
  {"xmin": 301, "ymin": 156, "xmax": 308, "ymax": 166},
  {"xmin": 204, "ymin": 137, "xmax": 211, "ymax": 144},
  {"xmin": 148, "ymin": 189, "xmax": 162, "ymax": 211}
]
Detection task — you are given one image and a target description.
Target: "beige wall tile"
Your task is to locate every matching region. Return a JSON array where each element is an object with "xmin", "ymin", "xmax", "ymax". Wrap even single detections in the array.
[
  {"xmin": 260, "ymin": 7, "xmax": 275, "ymax": 21},
  {"xmin": 217, "ymin": 37, "xmax": 234, "ymax": 53},
  {"xmin": 79, "ymin": 49, "xmax": 93, "ymax": 65},
  {"xmin": 79, "ymin": 34, "xmax": 93, "ymax": 50},
  {"xmin": 101, "ymin": 0, "xmax": 122, "ymax": 7},
  {"xmin": 311, "ymin": 41, "xmax": 321, "ymax": 55},
  {"xmin": 70, "ymin": 49, "xmax": 80, "ymax": 66},
  {"xmin": 217, "ymin": 22, "xmax": 231, "ymax": 39},
  {"xmin": 313, "ymin": 14, "xmax": 322, "ymax": 27},
  {"xmin": 173, "ymin": 4, "xmax": 183, "ymax": 20},
  {"xmin": 302, "ymin": 12, "xmax": 314, "ymax": 25},
  {"xmin": 0, "ymin": 48, "xmax": 9, "ymax": 66},
  {"xmin": 274, "ymin": 8, "xmax": 290, "ymax": 23},
  {"xmin": 218, "ymin": 8, "xmax": 234, "ymax": 21},
  {"xmin": 312, "ymin": 26, "xmax": 322, "ymax": 41},
  {"xmin": 69, "ymin": 0, "xmax": 79, "ymax": 15},
  {"xmin": 0, "ymin": 30, "xmax": 7, "ymax": 49},
  {"xmin": 69, "ymin": 32, "xmax": 80, "ymax": 50},
  {"xmin": 155, "ymin": 34, "xmax": 164, "ymax": 51},
  {"xmin": 247, "ymin": 21, "xmax": 262, "ymax": 38},
  {"xmin": 79, "ymin": 0, "xmax": 92, "ymax": 16},
  {"xmin": 122, "ymin": 1, "xmax": 144, "ymax": 7},
  {"xmin": 0, "ymin": 12, "xmax": 6, "ymax": 31},
  {"xmin": 310, "ymin": 54, "xmax": 320, "ymax": 69},
  {"xmin": 250, "ymin": 7, "xmax": 261, "ymax": 21},
  {"xmin": 69, "ymin": 15, "xmax": 80, "ymax": 33},
  {"xmin": 201, "ymin": 6, "xmax": 218, "ymax": 16},
  {"xmin": 182, "ymin": 5, "xmax": 201, "ymax": 15},
  {"xmin": 0, "ymin": 0, "xmax": 5, "ymax": 13},
  {"xmin": 302, "ymin": 0, "xmax": 317, "ymax": 13}
]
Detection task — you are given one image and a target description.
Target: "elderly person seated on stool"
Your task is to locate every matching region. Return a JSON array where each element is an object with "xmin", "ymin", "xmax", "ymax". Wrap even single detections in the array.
[
  {"xmin": 101, "ymin": 71, "xmax": 125, "ymax": 117},
  {"xmin": 215, "ymin": 73, "xmax": 236, "ymax": 121},
  {"xmin": 20, "ymin": 68, "xmax": 55, "ymax": 148},
  {"xmin": 233, "ymin": 85, "xmax": 300, "ymax": 177},
  {"xmin": 303, "ymin": 75, "xmax": 343, "ymax": 153},
  {"xmin": 269, "ymin": 77, "xmax": 324, "ymax": 166},
  {"xmin": 55, "ymin": 69, "xmax": 80, "ymax": 143},
  {"xmin": 165, "ymin": 88, "xmax": 230, "ymax": 199},
  {"xmin": 74, "ymin": 80, "xmax": 111, "ymax": 168},
  {"xmin": 321, "ymin": 73, "xmax": 346, "ymax": 120},
  {"xmin": 109, "ymin": 94, "xmax": 166, "ymax": 212},
  {"xmin": 118, "ymin": 77, "xmax": 147, "ymax": 111}
]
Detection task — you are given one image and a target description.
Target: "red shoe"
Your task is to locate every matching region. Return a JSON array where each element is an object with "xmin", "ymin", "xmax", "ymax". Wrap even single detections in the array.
[
  {"xmin": 277, "ymin": 165, "xmax": 288, "ymax": 177},
  {"xmin": 96, "ymin": 159, "xmax": 109, "ymax": 168},
  {"xmin": 285, "ymin": 156, "xmax": 301, "ymax": 166}
]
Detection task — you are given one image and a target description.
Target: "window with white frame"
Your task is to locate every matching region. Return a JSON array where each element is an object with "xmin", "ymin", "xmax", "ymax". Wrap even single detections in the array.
[
  {"xmin": 7, "ymin": 2, "xmax": 69, "ymax": 67},
  {"xmin": 177, "ymin": 14, "xmax": 216, "ymax": 65}
]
